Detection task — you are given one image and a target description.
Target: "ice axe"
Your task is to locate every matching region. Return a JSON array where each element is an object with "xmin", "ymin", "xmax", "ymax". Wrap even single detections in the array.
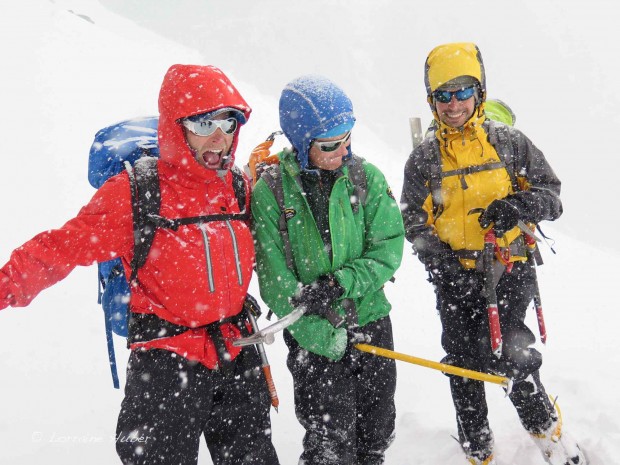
[
  {"xmin": 532, "ymin": 271, "xmax": 546, "ymax": 344},
  {"xmin": 354, "ymin": 343, "xmax": 512, "ymax": 391},
  {"xmin": 237, "ymin": 296, "xmax": 281, "ymax": 411},
  {"xmin": 483, "ymin": 228, "xmax": 504, "ymax": 358},
  {"xmin": 468, "ymin": 208, "xmax": 504, "ymax": 358},
  {"xmin": 469, "ymin": 208, "xmax": 547, "ymax": 347},
  {"xmin": 233, "ymin": 307, "xmax": 305, "ymax": 347},
  {"xmin": 524, "ymin": 227, "xmax": 547, "ymax": 344}
]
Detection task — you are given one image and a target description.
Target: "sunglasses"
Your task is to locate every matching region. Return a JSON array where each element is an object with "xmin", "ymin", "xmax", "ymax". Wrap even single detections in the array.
[
  {"xmin": 313, "ymin": 132, "xmax": 351, "ymax": 152},
  {"xmin": 433, "ymin": 86, "xmax": 477, "ymax": 104},
  {"xmin": 182, "ymin": 117, "xmax": 238, "ymax": 137}
]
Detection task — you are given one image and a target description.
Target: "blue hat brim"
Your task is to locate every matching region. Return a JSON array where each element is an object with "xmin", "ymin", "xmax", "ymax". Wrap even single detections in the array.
[{"xmin": 316, "ymin": 121, "xmax": 355, "ymax": 139}]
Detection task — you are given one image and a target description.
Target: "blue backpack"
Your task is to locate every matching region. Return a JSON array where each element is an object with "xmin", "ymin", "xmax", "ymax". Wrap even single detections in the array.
[{"xmin": 88, "ymin": 116, "xmax": 160, "ymax": 388}]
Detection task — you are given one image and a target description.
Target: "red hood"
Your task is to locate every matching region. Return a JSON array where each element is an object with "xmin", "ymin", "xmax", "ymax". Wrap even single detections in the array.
[{"xmin": 157, "ymin": 64, "xmax": 251, "ymax": 174}]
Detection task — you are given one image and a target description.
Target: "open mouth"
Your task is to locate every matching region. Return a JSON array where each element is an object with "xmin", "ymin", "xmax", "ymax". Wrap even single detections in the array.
[{"xmin": 202, "ymin": 149, "xmax": 224, "ymax": 167}]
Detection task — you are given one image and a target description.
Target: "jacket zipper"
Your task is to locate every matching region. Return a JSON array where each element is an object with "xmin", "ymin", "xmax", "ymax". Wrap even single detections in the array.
[
  {"xmin": 225, "ymin": 220, "xmax": 243, "ymax": 286},
  {"xmin": 199, "ymin": 224, "xmax": 215, "ymax": 292}
]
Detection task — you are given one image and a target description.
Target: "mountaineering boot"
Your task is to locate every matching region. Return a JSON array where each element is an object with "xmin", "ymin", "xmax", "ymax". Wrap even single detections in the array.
[
  {"xmin": 467, "ymin": 454, "xmax": 497, "ymax": 465},
  {"xmin": 529, "ymin": 400, "xmax": 587, "ymax": 465},
  {"xmin": 457, "ymin": 419, "xmax": 495, "ymax": 465},
  {"xmin": 460, "ymin": 434, "xmax": 496, "ymax": 465},
  {"xmin": 457, "ymin": 418, "xmax": 495, "ymax": 465}
]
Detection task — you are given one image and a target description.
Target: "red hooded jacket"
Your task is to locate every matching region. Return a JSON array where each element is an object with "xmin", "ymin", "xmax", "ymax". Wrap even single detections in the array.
[{"xmin": 0, "ymin": 65, "xmax": 254, "ymax": 368}]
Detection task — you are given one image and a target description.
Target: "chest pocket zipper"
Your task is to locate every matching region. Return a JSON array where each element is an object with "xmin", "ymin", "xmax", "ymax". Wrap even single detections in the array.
[
  {"xmin": 200, "ymin": 222, "xmax": 244, "ymax": 292},
  {"xmin": 199, "ymin": 224, "xmax": 215, "ymax": 292},
  {"xmin": 225, "ymin": 220, "xmax": 243, "ymax": 286}
]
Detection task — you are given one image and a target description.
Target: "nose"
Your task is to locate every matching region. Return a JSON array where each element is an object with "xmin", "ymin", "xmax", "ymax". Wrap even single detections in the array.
[
  {"xmin": 335, "ymin": 139, "xmax": 350, "ymax": 157},
  {"xmin": 208, "ymin": 127, "xmax": 227, "ymax": 142}
]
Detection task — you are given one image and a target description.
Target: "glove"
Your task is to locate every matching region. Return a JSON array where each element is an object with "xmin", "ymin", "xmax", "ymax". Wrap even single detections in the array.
[
  {"xmin": 478, "ymin": 199, "xmax": 521, "ymax": 237},
  {"xmin": 290, "ymin": 274, "xmax": 344, "ymax": 318}
]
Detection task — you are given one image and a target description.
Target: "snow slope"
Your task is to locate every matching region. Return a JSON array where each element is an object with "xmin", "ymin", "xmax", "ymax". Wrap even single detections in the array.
[{"xmin": 0, "ymin": 1, "xmax": 617, "ymax": 464}]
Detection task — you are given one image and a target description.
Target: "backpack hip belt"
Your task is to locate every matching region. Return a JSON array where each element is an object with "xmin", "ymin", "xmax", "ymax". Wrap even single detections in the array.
[{"xmin": 128, "ymin": 309, "xmax": 253, "ymax": 371}]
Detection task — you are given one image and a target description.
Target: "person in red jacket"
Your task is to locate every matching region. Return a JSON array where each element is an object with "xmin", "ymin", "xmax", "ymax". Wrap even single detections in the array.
[{"xmin": 0, "ymin": 64, "xmax": 280, "ymax": 465}]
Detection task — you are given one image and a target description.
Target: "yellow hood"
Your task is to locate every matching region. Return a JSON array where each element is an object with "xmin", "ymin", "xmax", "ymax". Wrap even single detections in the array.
[{"xmin": 424, "ymin": 42, "xmax": 486, "ymax": 95}]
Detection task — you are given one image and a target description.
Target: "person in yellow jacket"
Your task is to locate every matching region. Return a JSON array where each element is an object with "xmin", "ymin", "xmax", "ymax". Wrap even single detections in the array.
[{"xmin": 401, "ymin": 43, "xmax": 587, "ymax": 465}]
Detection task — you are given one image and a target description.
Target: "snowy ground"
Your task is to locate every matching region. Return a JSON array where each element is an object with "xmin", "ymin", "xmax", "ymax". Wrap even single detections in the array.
[{"xmin": 0, "ymin": 1, "xmax": 618, "ymax": 464}]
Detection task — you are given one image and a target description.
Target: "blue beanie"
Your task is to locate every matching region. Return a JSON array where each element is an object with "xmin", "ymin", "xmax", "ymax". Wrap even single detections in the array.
[{"xmin": 279, "ymin": 75, "xmax": 356, "ymax": 170}]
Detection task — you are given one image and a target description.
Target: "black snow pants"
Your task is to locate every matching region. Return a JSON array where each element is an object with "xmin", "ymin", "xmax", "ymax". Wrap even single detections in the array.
[
  {"xmin": 284, "ymin": 316, "xmax": 396, "ymax": 465},
  {"xmin": 116, "ymin": 347, "xmax": 280, "ymax": 465},
  {"xmin": 435, "ymin": 261, "xmax": 557, "ymax": 458}
]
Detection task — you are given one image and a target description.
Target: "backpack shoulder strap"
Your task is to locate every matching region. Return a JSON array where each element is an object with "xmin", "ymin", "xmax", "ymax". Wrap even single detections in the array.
[
  {"xmin": 126, "ymin": 156, "xmax": 161, "ymax": 282},
  {"xmin": 485, "ymin": 119, "xmax": 519, "ymax": 191},
  {"xmin": 347, "ymin": 155, "xmax": 368, "ymax": 213},
  {"xmin": 261, "ymin": 164, "xmax": 296, "ymax": 274},
  {"xmin": 230, "ymin": 165, "xmax": 247, "ymax": 213},
  {"xmin": 142, "ymin": 167, "xmax": 250, "ymax": 232},
  {"xmin": 418, "ymin": 137, "xmax": 445, "ymax": 219}
]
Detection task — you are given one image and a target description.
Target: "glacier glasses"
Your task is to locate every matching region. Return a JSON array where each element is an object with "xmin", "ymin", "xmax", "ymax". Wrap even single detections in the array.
[
  {"xmin": 432, "ymin": 86, "xmax": 477, "ymax": 104},
  {"xmin": 182, "ymin": 117, "xmax": 238, "ymax": 137},
  {"xmin": 313, "ymin": 132, "xmax": 351, "ymax": 153}
]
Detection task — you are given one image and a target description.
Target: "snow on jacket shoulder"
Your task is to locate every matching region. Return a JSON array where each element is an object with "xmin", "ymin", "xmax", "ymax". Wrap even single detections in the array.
[{"xmin": 252, "ymin": 150, "xmax": 405, "ymax": 360}]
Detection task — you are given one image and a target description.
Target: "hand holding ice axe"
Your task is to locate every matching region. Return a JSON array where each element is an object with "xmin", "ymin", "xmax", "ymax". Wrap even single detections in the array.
[
  {"xmin": 469, "ymin": 207, "xmax": 510, "ymax": 358},
  {"xmin": 234, "ymin": 276, "xmax": 346, "ymax": 348}
]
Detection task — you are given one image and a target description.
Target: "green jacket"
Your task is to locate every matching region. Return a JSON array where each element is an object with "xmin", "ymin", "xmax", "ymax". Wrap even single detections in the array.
[{"xmin": 252, "ymin": 150, "xmax": 405, "ymax": 360}]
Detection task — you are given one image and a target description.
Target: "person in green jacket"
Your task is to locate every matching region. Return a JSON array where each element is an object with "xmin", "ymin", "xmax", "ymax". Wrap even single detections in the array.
[{"xmin": 251, "ymin": 75, "xmax": 405, "ymax": 465}]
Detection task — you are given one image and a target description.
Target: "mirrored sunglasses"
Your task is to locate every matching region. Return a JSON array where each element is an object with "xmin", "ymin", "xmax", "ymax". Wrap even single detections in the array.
[
  {"xmin": 182, "ymin": 117, "xmax": 238, "ymax": 137},
  {"xmin": 314, "ymin": 132, "xmax": 351, "ymax": 153},
  {"xmin": 433, "ymin": 86, "xmax": 476, "ymax": 104}
]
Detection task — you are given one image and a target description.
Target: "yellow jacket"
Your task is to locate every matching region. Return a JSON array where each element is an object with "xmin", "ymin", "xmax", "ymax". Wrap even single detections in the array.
[{"xmin": 401, "ymin": 113, "xmax": 562, "ymax": 269}]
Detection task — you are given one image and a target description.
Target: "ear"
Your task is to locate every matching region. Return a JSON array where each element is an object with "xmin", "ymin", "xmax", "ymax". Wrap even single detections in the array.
[{"xmin": 427, "ymin": 95, "xmax": 435, "ymax": 112}]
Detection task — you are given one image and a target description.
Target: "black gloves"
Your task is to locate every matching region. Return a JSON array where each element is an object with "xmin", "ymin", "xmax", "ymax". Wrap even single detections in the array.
[
  {"xmin": 478, "ymin": 199, "xmax": 521, "ymax": 237},
  {"xmin": 290, "ymin": 274, "xmax": 344, "ymax": 318}
]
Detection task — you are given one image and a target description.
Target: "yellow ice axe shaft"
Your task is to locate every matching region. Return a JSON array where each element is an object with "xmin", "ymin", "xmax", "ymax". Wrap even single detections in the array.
[{"xmin": 354, "ymin": 343, "xmax": 510, "ymax": 388}]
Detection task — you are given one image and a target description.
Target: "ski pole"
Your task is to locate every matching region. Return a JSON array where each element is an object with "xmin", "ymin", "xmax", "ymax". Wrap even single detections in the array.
[
  {"xmin": 246, "ymin": 310, "xmax": 280, "ymax": 411},
  {"xmin": 483, "ymin": 229, "xmax": 503, "ymax": 358},
  {"xmin": 354, "ymin": 344, "xmax": 511, "ymax": 388}
]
